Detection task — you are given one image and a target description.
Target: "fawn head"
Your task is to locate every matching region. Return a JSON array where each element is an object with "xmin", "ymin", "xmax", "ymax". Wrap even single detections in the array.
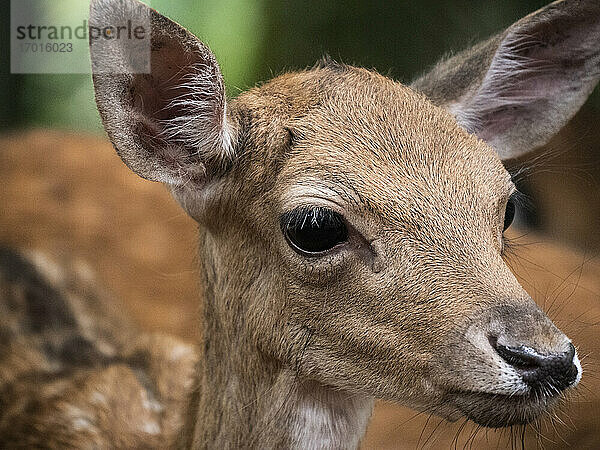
[{"xmin": 90, "ymin": 0, "xmax": 599, "ymax": 427}]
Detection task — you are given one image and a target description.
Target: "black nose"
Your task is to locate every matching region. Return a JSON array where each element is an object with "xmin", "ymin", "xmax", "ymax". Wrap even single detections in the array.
[{"xmin": 492, "ymin": 339, "xmax": 578, "ymax": 392}]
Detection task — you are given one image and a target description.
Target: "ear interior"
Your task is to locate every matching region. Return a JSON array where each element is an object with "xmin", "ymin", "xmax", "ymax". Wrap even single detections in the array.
[
  {"xmin": 412, "ymin": 0, "xmax": 600, "ymax": 160},
  {"xmin": 457, "ymin": 5, "xmax": 600, "ymax": 155},
  {"xmin": 91, "ymin": 0, "xmax": 234, "ymax": 185},
  {"xmin": 129, "ymin": 28, "xmax": 233, "ymax": 177}
]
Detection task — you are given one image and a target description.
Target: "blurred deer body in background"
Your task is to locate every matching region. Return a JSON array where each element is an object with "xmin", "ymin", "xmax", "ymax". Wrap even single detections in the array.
[
  {"xmin": 0, "ymin": 246, "xmax": 198, "ymax": 448},
  {"xmin": 1, "ymin": 0, "xmax": 599, "ymax": 448}
]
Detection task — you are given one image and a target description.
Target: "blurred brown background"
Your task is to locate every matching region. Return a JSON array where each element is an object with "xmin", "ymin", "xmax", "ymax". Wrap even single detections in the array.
[
  {"xmin": 1, "ymin": 128, "xmax": 599, "ymax": 449},
  {"xmin": 1, "ymin": 0, "xmax": 600, "ymax": 448}
]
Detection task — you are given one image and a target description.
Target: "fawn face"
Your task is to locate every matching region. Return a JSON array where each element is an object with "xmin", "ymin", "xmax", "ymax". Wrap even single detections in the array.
[
  {"xmin": 185, "ymin": 66, "xmax": 578, "ymax": 427},
  {"xmin": 91, "ymin": 0, "xmax": 599, "ymax": 428}
]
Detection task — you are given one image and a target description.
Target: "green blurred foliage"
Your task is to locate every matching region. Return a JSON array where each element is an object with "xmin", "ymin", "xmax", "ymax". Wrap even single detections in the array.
[
  {"xmin": 1, "ymin": 0, "xmax": 598, "ymax": 132},
  {"xmin": 147, "ymin": 0, "xmax": 266, "ymax": 93}
]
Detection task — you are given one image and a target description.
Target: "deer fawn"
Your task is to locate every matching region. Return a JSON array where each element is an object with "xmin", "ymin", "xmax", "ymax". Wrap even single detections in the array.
[{"xmin": 1, "ymin": 0, "xmax": 599, "ymax": 448}]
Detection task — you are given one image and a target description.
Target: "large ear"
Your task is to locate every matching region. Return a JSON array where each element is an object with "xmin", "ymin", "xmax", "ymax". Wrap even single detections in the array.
[
  {"xmin": 412, "ymin": 0, "xmax": 600, "ymax": 160},
  {"xmin": 89, "ymin": 0, "xmax": 235, "ymax": 185}
]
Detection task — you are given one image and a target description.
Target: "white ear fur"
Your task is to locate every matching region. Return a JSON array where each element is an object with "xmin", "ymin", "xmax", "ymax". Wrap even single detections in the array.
[
  {"xmin": 158, "ymin": 62, "xmax": 235, "ymax": 164},
  {"xmin": 90, "ymin": 0, "xmax": 235, "ymax": 185}
]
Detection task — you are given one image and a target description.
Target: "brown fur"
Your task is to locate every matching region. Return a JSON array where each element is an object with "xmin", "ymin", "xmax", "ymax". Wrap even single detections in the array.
[{"xmin": 0, "ymin": 247, "xmax": 197, "ymax": 448}]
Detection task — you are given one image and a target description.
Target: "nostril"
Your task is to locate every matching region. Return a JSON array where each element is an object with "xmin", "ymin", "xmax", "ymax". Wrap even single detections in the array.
[
  {"xmin": 494, "ymin": 342, "xmax": 543, "ymax": 370},
  {"xmin": 490, "ymin": 337, "xmax": 578, "ymax": 392}
]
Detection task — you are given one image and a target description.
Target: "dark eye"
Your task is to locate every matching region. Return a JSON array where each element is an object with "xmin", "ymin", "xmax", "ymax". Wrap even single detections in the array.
[
  {"xmin": 503, "ymin": 197, "xmax": 516, "ymax": 232},
  {"xmin": 281, "ymin": 207, "xmax": 348, "ymax": 256}
]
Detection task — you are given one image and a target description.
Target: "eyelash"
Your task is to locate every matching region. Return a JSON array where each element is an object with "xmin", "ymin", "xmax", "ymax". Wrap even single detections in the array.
[{"xmin": 280, "ymin": 207, "xmax": 349, "ymax": 257}]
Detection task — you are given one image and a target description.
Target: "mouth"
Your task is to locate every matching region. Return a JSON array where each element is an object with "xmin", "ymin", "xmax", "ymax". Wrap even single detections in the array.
[{"xmin": 448, "ymin": 388, "xmax": 563, "ymax": 428}]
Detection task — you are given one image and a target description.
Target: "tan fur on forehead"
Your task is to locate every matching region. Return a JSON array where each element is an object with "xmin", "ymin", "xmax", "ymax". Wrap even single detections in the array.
[{"xmin": 233, "ymin": 64, "xmax": 512, "ymax": 213}]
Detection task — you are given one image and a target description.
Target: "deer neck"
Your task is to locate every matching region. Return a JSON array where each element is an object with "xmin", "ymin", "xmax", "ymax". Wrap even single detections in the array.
[{"xmin": 182, "ymin": 239, "xmax": 375, "ymax": 449}]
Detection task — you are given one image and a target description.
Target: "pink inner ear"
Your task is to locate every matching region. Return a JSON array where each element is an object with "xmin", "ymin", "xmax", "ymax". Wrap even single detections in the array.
[
  {"xmin": 129, "ymin": 35, "xmax": 226, "ymax": 159},
  {"xmin": 474, "ymin": 23, "xmax": 591, "ymax": 120},
  {"xmin": 454, "ymin": 8, "xmax": 600, "ymax": 158},
  {"xmin": 90, "ymin": 0, "xmax": 233, "ymax": 184}
]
